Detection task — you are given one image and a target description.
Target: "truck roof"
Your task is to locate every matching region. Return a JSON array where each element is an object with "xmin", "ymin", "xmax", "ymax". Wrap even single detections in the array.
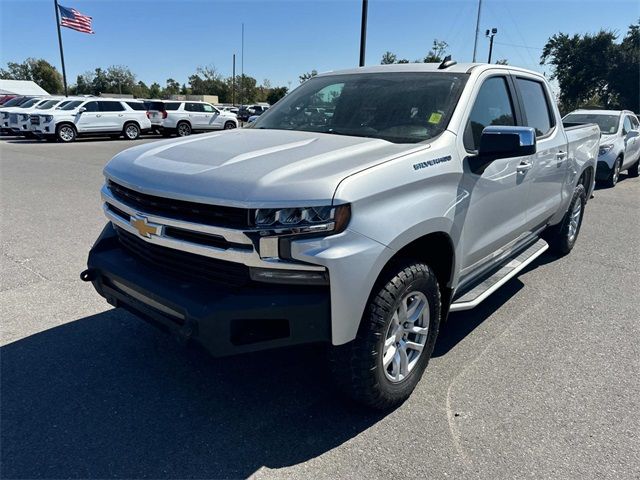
[
  {"xmin": 317, "ymin": 62, "xmax": 547, "ymax": 79},
  {"xmin": 568, "ymin": 109, "xmax": 634, "ymax": 116}
]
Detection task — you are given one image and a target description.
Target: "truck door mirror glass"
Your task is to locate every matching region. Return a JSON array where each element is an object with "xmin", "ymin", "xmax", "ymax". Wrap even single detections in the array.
[
  {"xmin": 468, "ymin": 126, "xmax": 536, "ymax": 174},
  {"xmin": 78, "ymin": 107, "xmax": 86, "ymax": 113}
]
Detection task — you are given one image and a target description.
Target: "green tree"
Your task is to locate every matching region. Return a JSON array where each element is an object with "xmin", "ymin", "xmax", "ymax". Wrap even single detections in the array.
[
  {"xmin": 266, "ymin": 86, "xmax": 288, "ymax": 105},
  {"xmin": 609, "ymin": 22, "xmax": 640, "ymax": 112},
  {"xmin": 299, "ymin": 69, "xmax": 318, "ymax": 83},
  {"xmin": 423, "ymin": 39, "xmax": 449, "ymax": 63},
  {"xmin": 105, "ymin": 65, "xmax": 136, "ymax": 94},
  {"xmin": 188, "ymin": 66, "xmax": 230, "ymax": 101},
  {"xmin": 163, "ymin": 78, "xmax": 181, "ymax": 97},
  {"xmin": 495, "ymin": 59, "xmax": 509, "ymax": 65},
  {"xmin": 0, "ymin": 58, "xmax": 63, "ymax": 94},
  {"xmin": 148, "ymin": 82, "xmax": 162, "ymax": 99},
  {"xmin": 132, "ymin": 81, "xmax": 150, "ymax": 99},
  {"xmin": 381, "ymin": 51, "xmax": 397, "ymax": 64}
]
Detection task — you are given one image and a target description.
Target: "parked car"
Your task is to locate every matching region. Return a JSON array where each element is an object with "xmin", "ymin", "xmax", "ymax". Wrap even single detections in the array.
[
  {"xmin": 218, "ymin": 105, "xmax": 239, "ymax": 114},
  {"xmin": 32, "ymin": 98, "xmax": 152, "ymax": 142},
  {"xmin": 0, "ymin": 95, "xmax": 17, "ymax": 105},
  {"xmin": 144, "ymin": 100, "xmax": 170, "ymax": 133},
  {"xmin": 156, "ymin": 101, "xmax": 238, "ymax": 137},
  {"xmin": 83, "ymin": 63, "xmax": 599, "ymax": 409},
  {"xmin": 563, "ymin": 109, "xmax": 640, "ymax": 186},
  {"xmin": 9, "ymin": 97, "xmax": 74, "ymax": 136},
  {"xmin": 1, "ymin": 97, "xmax": 46, "ymax": 133},
  {"xmin": 237, "ymin": 104, "xmax": 269, "ymax": 122}
]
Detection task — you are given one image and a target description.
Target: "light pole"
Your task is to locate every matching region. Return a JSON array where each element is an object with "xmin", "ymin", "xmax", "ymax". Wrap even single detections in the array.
[
  {"xmin": 359, "ymin": 0, "xmax": 368, "ymax": 67},
  {"xmin": 472, "ymin": 0, "xmax": 482, "ymax": 62},
  {"xmin": 486, "ymin": 28, "xmax": 497, "ymax": 63}
]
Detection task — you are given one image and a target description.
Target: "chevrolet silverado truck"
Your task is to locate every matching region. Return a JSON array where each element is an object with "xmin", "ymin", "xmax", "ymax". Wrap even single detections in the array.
[{"xmin": 83, "ymin": 63, "xmax": 599, "ymax": 409}]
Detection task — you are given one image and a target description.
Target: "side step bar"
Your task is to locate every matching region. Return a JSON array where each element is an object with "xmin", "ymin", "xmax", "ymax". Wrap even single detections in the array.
[{"xmin": 450, "ymin": 238, "xmax": 549, "ymax": 312}]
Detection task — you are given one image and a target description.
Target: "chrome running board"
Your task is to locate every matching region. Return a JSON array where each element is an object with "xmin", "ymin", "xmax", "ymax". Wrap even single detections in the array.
[{"xmin": 450, "ymin": 238, "xmax": 549, "ymax": 312}]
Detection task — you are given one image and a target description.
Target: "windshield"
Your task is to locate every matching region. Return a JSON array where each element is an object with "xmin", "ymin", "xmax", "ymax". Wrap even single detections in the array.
[
  {"xmin": 60, "ymin": 100, "xmax": 83, "ymax": 110},
  {"xmin": 1, "ymin": 97, "xmax": 22, "ymax": 107},
  {"xmin": 36, "ymin": 100, "xmax": 60, "ymax": 110},
  {"xmin": 18, "ymin": 98, "xmax": 41, "ymax": 108},
  {"xmin": 564, "ymin": 113, "xmax": 619, "ymax": 134},
  {"xmin": 253, "ymin": 72, "xmax": 468, "ymax": 144}
]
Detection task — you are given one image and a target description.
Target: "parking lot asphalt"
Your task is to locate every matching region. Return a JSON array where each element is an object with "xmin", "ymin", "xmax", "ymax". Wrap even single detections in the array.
[{"xmin": 1, "ymin": 136, "xmax": 638, "ymax": 480}]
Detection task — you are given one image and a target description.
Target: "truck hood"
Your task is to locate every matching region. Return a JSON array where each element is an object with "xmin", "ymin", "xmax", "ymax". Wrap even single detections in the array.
[{"xmin": 105, "ymin": 128, "xmax": 422, "ymax": 207}]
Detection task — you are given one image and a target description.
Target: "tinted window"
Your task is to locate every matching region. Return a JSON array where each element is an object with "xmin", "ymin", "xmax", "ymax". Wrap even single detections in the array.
[
  {"xmin": 99, "ymin": 101, "xmax": 125, "ymax": 112},
  {"xmin": 631, "ymin": 116, "xmax": 640, "ymax": 130},
  {"xmin": 164, "ymin": 102, "xmax": 180, "ymax": 111},
  {"xmin": 202, "ymin": 104, "xmax": 216, "ymax": 113},
  {"xmin": 1, "ymin": 97, "xmax": 21, "ymax": 107},
  {"xmin": 464, "ymin": 76, "xmax": 515, "ymax": 150},
  {"xmin": 60, "ymin": 100, "xmax": 83, "ymax": 110},
  {"xmin": 623, "ymin": 116, "xmax": 633, "ymax": 134},
  {"xmin": 185, "ymin": 102, "xmax": 203, "ymax": 112},
  {"xmin": 83, "ymin": 101, "xmax": 99, "ymax": 112},
  {"xmin": 255, "ymin": 72, "xmax": 468, "ymax": 144},
  {"xmin": 126, "ymin": 102, "xmax": 146, "ymax": 111},
  {"xmin": 35, "ymin": 100, "xmax": 60, "ymax": 110},
  {"xmin": 18, "ymin": 98, "xmax": 41, "ymax": 108},
  {"xmin": 517, "ymin": 78, "xmax": 553, "ymax": 136},
  {"xmin": 146, "ymin": 101, "xmax": 165, "ymax": 111}
]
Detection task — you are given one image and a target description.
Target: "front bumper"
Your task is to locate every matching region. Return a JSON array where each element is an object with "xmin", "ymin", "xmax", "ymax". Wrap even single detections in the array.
[{"xmin": 86, "ymin": 223, "xmax": 331, "ymax": 357}]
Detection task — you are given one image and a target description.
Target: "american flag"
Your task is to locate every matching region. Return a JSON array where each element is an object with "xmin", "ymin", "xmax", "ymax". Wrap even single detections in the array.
[{"xmin": 58, "ymin": 4, "xmax": 94, "ymax": 34}]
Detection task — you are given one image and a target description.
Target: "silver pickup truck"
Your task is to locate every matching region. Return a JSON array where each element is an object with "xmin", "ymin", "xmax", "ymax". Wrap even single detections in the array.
[{"xmin": 83, "ymin": 62, "xmax": 600, "ymax": 409}]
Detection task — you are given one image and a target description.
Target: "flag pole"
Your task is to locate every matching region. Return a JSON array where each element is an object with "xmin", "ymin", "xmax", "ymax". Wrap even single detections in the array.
[{"xmin": 54, "ymin": 0, "xmax": 68, "ymax": 96}]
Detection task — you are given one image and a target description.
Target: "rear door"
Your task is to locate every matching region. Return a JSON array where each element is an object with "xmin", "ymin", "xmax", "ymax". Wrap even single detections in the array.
[
  {"xmin": 512, "ymin": 75, "xmax": 567, "ymax": 230},
  {"xmin": 202, "ymin": 103, "xmax": 223, "ymax": 129},
  {"xmin": 185, "ymin": 102, "xmax": 205, "ymax": 128},
  {"xmin": 458, "ymin": 74, "xmax": 530, "ymax": 275},
  {"xmin": 99, "ymin": 101, "xmax": 126, "ymax": 131}
]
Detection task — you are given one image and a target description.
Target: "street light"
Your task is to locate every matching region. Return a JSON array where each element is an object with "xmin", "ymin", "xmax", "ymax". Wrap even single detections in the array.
[{"xmin": 485, "ymin": 28, "xmax": 498, "ymax": 63}]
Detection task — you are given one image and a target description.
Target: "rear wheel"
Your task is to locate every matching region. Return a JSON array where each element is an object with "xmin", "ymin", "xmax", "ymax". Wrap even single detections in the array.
[
  {"xmin": 628, "ymin": 159, "xmax": 639, "ymax": 178},
  {"xmin": 123, "ymin": 122, "xmax": 140, "ymax": 140},
  {"xmin": 56, "ymin": 124, "xmax": 76, "ymax": 143},
  {"xmin": 328, "ymin": 262, "xmax": 441, "ymax": 410},
  {"xmin": 177, "ymin": 122, "xmax": 191, "ymax": 137},
  {"xmin": 545, "ymin": 184, "xmax": 586, "ymax": 256},
  {"xmin": 224, "ymin": 121, "xmax": 236, "ymax": 130}
]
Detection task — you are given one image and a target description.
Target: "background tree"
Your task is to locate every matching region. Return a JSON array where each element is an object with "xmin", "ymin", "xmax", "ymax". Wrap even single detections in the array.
[
  {"xmin": 495, "ymin": 59, "xmax": 509, "ymax": 65},
  {"xmin": 299, "ymin": 69, "xmax": 318, "ymax": 83},
  {"xmin": 541, "ymin": 22, "xmax": 639, "ymax": 112},
  {"xmin": 266, "ymin": 86, "xmax": 288, "ymax": 105},
  {"xmin": 0, "ymin": 58, "xmax": 63, "ymax": 94},
  {"xmin": 423, "ymin": 39, "xmax": 449, "ymax": 63},
  {"xmin": 381, "ymin": 51, "xmax": 397, "ymax": 64},
  {"xmin": 163, "ymin": 78, "xmax": 181, "ymax": 97},
  {"xmin": 188, "ymin": 66, "xmax": 229, "ymax": 101},
  {"xmin": 148, "ymin": 82, "xmax": 162, "ymax": 99}
]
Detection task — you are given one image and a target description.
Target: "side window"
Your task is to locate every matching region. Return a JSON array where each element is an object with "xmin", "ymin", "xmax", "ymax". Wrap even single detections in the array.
[
  {"xmin": 516, "ymin": 78, "xmax": 554, "ymax": 137},
  {"xmin": 164, "ymin": 103, "xmax": 180, "ymax": 111},
  {"xmin": 464, "ymin": 76, "xmax": 515, "ymax": 151},
  {"xmin": 185, "ymin": 102, "xmax": 203, "ymax": 112},
  {"xmin": 202, "ymin": 104, "xmax": 216, "ymax": 113},
  {"xmin": 100, "ymin": 101, "xmax": 125, "ymax": 112},
  {"xmin": 630, "ymin": 116, "xmax": 640, "ymax": 130},
  {"xmin": 623, "ymin": 116, "xmax": 633, "ymax": 134},
  {"xmin": 126, "ymin": 102, "xmax": 146, "ymax": 111},
  {"xmin": 83, "ymin": 101, "xmax": 99, "ymax": 112}
]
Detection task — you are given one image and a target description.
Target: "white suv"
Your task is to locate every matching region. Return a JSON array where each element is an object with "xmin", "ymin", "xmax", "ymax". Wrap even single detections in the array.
[
  {"xmin": 33, "ymin": 98, "xmax": 152, "ymax": 142},
  {"xmin": 158, "ymin": 101, "xmax": 238, "ymax": 137}
]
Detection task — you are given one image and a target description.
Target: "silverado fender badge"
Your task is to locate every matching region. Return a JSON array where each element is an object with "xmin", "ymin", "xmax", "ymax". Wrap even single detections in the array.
[
  {"xmin": 130, "ymin": 215, "xmax": 160, "ymax": 238},
  {"xmin": 413, "ymin": 155, "xmax": 452, "ymax": 171}
]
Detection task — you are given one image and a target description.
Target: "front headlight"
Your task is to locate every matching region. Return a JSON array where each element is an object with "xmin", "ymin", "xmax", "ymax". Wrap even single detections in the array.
[
  {"xmin": 1, "ymin": 112, "xmax": 8, "ymax": 120},
  {"xmin": 20, "ymin": 114, "xmax": 29, "ymax": 121},
  {"xmin": 43, "ymin": 115, "xmax": 53, "ymax": 122},
  {"xmin": 253, "ymin": 204, "xmax": 350, "ymax": 235},
  {"xmin": 599, "ymin": 144, "xmax": 614, "ymax": 156}
]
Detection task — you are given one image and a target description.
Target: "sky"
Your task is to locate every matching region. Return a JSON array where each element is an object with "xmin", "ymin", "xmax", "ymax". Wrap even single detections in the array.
[{"xmin": 0, "ymin": 0, "xmax": 638, "ymax": 90}]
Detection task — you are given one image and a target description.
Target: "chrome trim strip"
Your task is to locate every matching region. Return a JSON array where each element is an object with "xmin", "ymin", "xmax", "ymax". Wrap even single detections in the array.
[
  {"xmin": 102, "ymin": 190, "xmax": 325, "ymax": 273},
  {"xmin": 109, "ymin": 278, "xmax": 185, "ymax": 320}
]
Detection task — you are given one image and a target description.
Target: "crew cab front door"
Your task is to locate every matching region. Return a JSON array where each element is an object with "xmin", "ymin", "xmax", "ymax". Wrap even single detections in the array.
[
  {"xmin": 458, "ymin": 75, "xmax": 530, "ymax": 277},
  {"xmin": 76, "ymin": 101, "xmax": 100, "ymax": 132},
  {"xmin": 202, "ymin": 103, "xmax": 222, "ymax": 129}
]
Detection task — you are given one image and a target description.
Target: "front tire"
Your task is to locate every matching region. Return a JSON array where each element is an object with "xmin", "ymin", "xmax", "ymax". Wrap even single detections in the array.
[
  {"xmin": 56, "ymin": 124, "xmax": 76, "ymax": 143},
  {"xmin": 224, "ymin": 121, "xmax": 236, "ymax": 130},
  {"xmin": 605, "ymin": 157, "xmax": 622, "ymax": 187},
  {"xmin": 545, "ymin": 184, "xmax": 586, "ymax": 256},
  {"xmin": 328, "ymin": 262, "xmax": 441, "ymax": 410}
]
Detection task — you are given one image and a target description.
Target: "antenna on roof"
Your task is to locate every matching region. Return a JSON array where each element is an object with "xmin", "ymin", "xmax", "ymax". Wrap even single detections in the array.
[{"xmin": 438, "ymin": 55, "xmax": 457, "ymax": 69}]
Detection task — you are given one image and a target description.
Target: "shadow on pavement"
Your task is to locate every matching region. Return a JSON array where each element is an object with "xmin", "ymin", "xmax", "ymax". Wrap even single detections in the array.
[{"xmin": 1, "ymin": 310, "xmax": 385, "ymax": 479}]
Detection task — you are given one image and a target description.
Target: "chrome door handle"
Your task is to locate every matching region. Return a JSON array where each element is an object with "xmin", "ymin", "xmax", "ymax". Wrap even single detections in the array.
[
  {"xmin": 517, "ymin": 161, "xmax": 533, "ymax": 173},
  {"xmin": 556, "ymin": 151, "xmax": 567, "ymax": 160},
  {"xmin": 96, "ymin": 114, "xmax": 101, "ymax": 117},
  {"xmin": 118, "ymin": 114, "xmax": 123, "ymax": 117}
]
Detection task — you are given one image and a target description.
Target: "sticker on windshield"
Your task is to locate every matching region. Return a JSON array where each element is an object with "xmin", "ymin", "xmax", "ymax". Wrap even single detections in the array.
[{"xmin": 428, "ymin": 112, "xmax": 443, "ymax": 124}]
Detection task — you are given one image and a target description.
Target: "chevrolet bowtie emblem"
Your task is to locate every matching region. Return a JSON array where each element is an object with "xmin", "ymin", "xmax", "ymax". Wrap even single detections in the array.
[{"xmin": 131, "ymin": 216, "xmax": 159, "ymax": 238}]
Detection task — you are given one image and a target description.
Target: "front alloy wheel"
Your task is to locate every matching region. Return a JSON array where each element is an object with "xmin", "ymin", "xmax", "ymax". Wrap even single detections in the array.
[
  {"xmin": 57, "ymin": 125, "xmax": 76, "ymax": 143},
  {"xmin": 124, "ymin": 123, "xmax": 140, "ymax": 140}
]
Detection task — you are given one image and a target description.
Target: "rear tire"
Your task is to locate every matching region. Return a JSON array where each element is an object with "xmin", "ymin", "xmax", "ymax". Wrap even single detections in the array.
[
  {"xmin": 56, "ymin": 124, "xmax": 76, "ymax": 143},
  {"xmin": 328, "ymin": 262, "xmax": 441, "ymax": 410},
  {"xmin": 123, "ymin": 122, "xmax": 140, "ymax": 140},
  {"xmin": 545, "ymin": 184, "xmax": 586, "ymax": 256},
  {"xmin": 224, "ymin": 121, "xmax": 236, "ymax": 130},
  {"xmin": 628, "ymin": 159, "xmax": 639, "ymax": 178},
  {"xmin": 605, "ymin": 157, "xmax": 622, "ymax": 187},
  {"xmin": 177, "ymin": 122, "xmax": 191, "ymax": 137}
]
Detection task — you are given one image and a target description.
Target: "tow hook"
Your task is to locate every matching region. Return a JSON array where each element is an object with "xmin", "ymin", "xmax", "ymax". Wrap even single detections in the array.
[
  {"xmin": 176, "ymin": 321, "xmax": 196, "ymax": 346},
  {"xmin": 80, "ymin": 269, "xmax": 96, "ymax": 282}
]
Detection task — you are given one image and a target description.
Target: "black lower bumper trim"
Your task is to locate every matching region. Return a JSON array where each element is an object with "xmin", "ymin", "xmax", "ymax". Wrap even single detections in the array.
[
  {"xmin": 596, "ymin": 160, "xmax": 612, "ymax": 181},
  {"xmin": 87, "ymin": 223, "xmax": 331, "ymax": 357}
]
